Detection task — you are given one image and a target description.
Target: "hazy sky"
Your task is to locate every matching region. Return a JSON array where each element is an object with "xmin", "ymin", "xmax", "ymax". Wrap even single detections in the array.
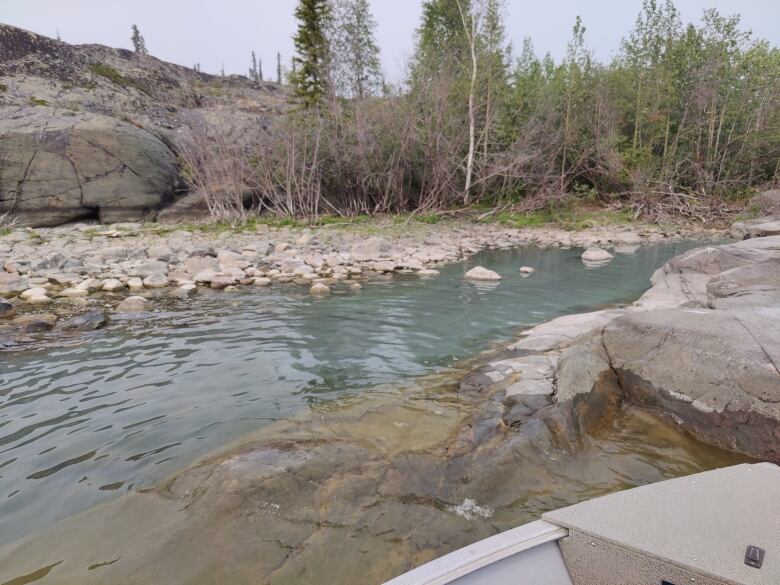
[{"xmin": 2, "ymin": 1, "xmax": 778, "ymax": 81}]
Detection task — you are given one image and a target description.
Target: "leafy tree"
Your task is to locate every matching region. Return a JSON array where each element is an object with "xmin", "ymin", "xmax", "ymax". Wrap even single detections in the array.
[
  {"xmin": 131, "ymin": 24, "xmax": 148, "ymax": 55},
  {"xmin": 290, "ymin": 0, "xmax": 332, "ymax": 106},
  {"xmin": 330, "ymin": 0, "xmax": 382, "ymax": 98}
]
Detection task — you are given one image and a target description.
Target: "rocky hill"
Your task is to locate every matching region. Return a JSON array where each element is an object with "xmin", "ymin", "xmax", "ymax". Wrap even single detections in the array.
[{"xmin": 0, "ymin": 24, "xmax": 289, "ymax": 226}]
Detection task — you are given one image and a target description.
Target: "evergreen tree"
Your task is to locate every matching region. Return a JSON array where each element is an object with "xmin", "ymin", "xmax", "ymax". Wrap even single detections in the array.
[
  {"xmin": 413, "ymin": 0, "xmax": 470, "ymax": 79},
  {"xmin": 249, "ymin": 50, "xmax": 259, "ymax": 81},
  {"xmin": 258, "ymin": 56, "xmax": 264, "ymax": 81},
  {"xmin": 277, "ymin": 52, "xmax": 283, "ymax": 83},
  {"xmin": 290, "ymin": 0, "xmax": 332, "ymax": 106},
  {"xmin": 330, "ymin": 0, "xmax": 382, "ymax": 98},
  {"xmin": 131, "ymin": 24, "xmax": 148, "ymax": 55}
]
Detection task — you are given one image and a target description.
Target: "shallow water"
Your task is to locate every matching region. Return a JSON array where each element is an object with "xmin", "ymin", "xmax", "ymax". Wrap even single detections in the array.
[{"xmin": 0, "ymin": 241, "xmax": 717, "ymax": 543}]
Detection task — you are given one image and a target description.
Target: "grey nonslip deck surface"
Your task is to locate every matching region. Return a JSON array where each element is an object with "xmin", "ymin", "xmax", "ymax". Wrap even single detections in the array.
[{"xmin": 544, "ymin": 463, "xmax": 780, "ymax": 585}]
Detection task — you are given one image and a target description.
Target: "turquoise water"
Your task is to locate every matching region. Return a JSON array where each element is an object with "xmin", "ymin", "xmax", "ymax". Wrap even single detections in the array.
[{"xmin": 0, "ymin": 241, "xmax": 706, "ymax": 543}]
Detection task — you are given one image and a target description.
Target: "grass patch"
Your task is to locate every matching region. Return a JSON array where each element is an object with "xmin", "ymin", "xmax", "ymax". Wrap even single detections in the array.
[
  {"xmin": 89, "ymin": 63, "xmax": 150, "ymax": 95},
  {"xmin": 484, "ymin": 205, "xmax": 635, "ymax": 231},
  {"xmin": 29, "ymin": 97, "xmax": 50, "ymax": 106},
  {"xmin": 0, "ymin": 227, "xmax": 12, "ymax": 237},
  {"xmin": 0, "ymin": 83, "xmax": 8, "ymax": 93}
]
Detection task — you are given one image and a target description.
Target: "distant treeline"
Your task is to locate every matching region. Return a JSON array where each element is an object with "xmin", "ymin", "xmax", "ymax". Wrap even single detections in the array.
[{"xmin": 180, "ymin": 0, "xmax": 780, "ymax": 221}]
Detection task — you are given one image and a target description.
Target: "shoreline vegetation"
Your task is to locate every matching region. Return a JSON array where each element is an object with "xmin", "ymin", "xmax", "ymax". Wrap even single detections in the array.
[{"xmin": 175, "ymin": 0, "xmax": 779, "ymax": 227}]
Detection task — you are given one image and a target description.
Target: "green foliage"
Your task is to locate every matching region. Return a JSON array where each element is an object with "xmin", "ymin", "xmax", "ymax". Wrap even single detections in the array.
[
  {"xmin": 0, "ymin": 83, "xmax": 7, "ymax": 92},
  {"xmin": 290, "ymin": 0, "xmax": 332, "ymax": 106},
  {"xmin": 488, "ymin": 206, "xmax": 634, "ymax": 231},
  {"xmin": 131, "ymin": 24, "xmax": 148, "ymax": 55},
  {"xmin": 330, "ymin": 0, "xmax": 383, "ymax": 98},
  {"xmin": 89, "ymin": 63, "xmax": 150, "ymax": 95},
  {"xmin": 416, "ymin": 213, "xmax": 441, "ymax": 224},
  {"xmin": 28, "ymin": 97, "xmax": 49, "ymax": 106}
]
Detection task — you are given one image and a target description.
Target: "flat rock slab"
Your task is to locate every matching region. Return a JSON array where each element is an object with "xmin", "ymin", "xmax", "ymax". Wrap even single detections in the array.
[
  {"xmin": 601, "ymin": 307, "xmax": 780, "ymax": 460},
  {"xmin": 731, "ymin": 215, "xmax": 780, "ymax": 240}
]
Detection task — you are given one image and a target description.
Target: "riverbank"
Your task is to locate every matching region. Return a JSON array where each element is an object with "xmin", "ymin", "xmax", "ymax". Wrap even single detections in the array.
[
  {"xmin": 3, "ymin": 229, "xmax": 774, "ymax": 584},
  {"xmin": 468, "ymin": 231, "xmax": 780, "ymax": 463},
  {"xmin": 0, "ymin": 216, "xmax": 722, "ymax": 349}
]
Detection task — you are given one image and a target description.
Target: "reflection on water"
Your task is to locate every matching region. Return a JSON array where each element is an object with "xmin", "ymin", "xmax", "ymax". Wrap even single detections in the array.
[{"xmin": 1, "ymin": 241, "xmax": 712, "ymax": 543}]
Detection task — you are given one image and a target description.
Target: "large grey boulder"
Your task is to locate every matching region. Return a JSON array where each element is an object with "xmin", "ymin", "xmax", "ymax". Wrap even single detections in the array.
[
  {"xmin": 730, "ymin": 216, "xmax": 780, "ymax": 240},
  {"xmin": 0, "ymin": 106, "xmax": 177, "ymax": 226},
  {"xmin": 602, "ymin": 308, "xmax": 780, "ymax": 461}
]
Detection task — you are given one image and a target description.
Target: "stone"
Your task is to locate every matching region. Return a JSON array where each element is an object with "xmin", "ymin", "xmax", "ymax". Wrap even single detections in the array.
[
  {"xmin": 143, "ymin": 274, "xmax": 169, "ymax": 288},
  {"xmin": 0, "ymin": 106, "xmax": 177, "ymax": 227},
  {"xmin": 309, "ymin": 282, "xmax": 331, "ymax": 296},
  {"xmin": 26, "ymin": 292, "xmax": 52, "ymax": 304},
  {"xmin": 464, "ymin": 266, "xmax": 501, "ymax": 281},
  {"xmin": 127, "ymin": 277, "xmax": 144, "ymax": 291},
  {"xmin": 20, "ymin": 287, "xmax": 48, "ymax": 300},
  {"xmin": 184, "ymin": 256, "xmax": 218, "ymax": 275},
  {"xmin": 173, "ymin": 283, "xmax": 197, "ymax": 297},
  {"xmin": 209, "ymin": 275, "xmax": 236, "ymax": 290},
  {"xmin": 102, "ymin": 278, "xmax": 126, "ymax": 292},
  {"xmin": 581, "ymin": 248, "xmax": 614, "ymax": 262},
  {"xmin": 601, "ymin": 308, "xmax": 780, "ymax": 461},
  {"xmin": 350, "ymin": 237, "xmax": 397, "ymax": 262},
  {"xmin": 61, "ymin": 309, "xmax": 109, "ymax": 331},
  {"xmin": 133, "ymin": 261, "xmax": 168, "ymax": 278},
  {"xmin": 0, "ymin": 272, "xmax": 29, "ymax": 296},
  {"xmin": 296, "ymin": 232, "xmax": 313, "ymax": 246},
  {"xmin": 418, "ymin": 269, "xmax": 440, "ymax": 276},
  {"xmin": 253, "ymin": 277, "xmax": 272, "ymax": 287},
  {"xmin": 610, "ymin": 231, "xmax": 642, "ymax": 245},
  {"xmin": 193, "ymin": 269, "xmax": 218, "ymax": 284},
  {"xmin": 116, "ymin": 296, "xmax": 150, "ymax": 313},
  {"xmin": 146, "ymin": 244, "xmax": 175, "ymax": 262},
  {"xmin": 75, "ymin": 278, "xmax": 104, "ymax": 292},
  {"xmin": 0, "ymin": 297, "xmax": 16, "ymax": 319},
  {"xmin": 58, "ymin": 287, "xmax": 89, "ymax": 298},
  {"xmin": 13, "ymin": 313, "xmax": 57, "ymax": 333},
  {"xmin": 349, "ymin": 282, "xmax": 362, "ymax": 291},
  {"xmin": 519, "ymin": 266, "xmax": 535, "ymax": 274},
  {"xmin": 730, "ymin": 216, "xmax": 780, "ymax": 240}
]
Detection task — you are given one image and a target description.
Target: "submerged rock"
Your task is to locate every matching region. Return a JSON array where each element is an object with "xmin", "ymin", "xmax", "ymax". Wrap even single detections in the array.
[
  {"xmin": 310, "ymin": 282, "xmax": 331, "ymax": 296},
  {"xmin": 581, "ymin": 248, "xmax": 614, "ymax": 262},
  {"xmin": 13, "ymin": 313, "xmax": 57, "ymax": 333},
  {"xmin": 62, "ymin": 309, "xmax": 109, "ymax": 331},
  {"xmin": 116, "ymin": 296, "xmax": 150, "ymax": 313},
  {"xmin": 464, "ymin": 266, "xmax": 501, "ymax": 281},
  {"xmin": 0, "ymin": 297, "xmax": 15, "ymax": 319},
  {"xmin": 519, "ymin": 266, "xmax": 535, "ymax": 274},
  {"xmin": 730, "ymin": 216, "xmax": 780, "ymax": 240}
]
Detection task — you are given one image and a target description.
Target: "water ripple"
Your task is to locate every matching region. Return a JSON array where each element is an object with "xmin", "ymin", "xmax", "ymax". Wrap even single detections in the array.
[{"xmin": 0, "ymin": 241, "xmax": 707, "ymax": 543}]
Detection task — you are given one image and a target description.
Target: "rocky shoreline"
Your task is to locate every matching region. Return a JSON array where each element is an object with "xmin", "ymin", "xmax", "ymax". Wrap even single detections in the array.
[
  {"xmin": 465, "ymin": 228, "xmax": 780, "ymax": 463},
  {"xmin": 0, "ymin": 218, "xmax": 718, "ymax": 349},
  {"xmin": 1, "ymin": 219, "xmax": 772, "ymax": 585}
]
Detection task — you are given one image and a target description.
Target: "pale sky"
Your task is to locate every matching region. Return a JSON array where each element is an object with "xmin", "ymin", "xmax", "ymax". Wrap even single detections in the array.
[{"xmin": 1, "ymin": 1, "xmax": 778, "ymax": 82}]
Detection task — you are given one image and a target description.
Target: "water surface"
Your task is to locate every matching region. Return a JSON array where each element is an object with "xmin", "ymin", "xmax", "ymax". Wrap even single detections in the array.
[{"xmin": 0, "ymin": 241, "xmax": 714, "ymax": 542}]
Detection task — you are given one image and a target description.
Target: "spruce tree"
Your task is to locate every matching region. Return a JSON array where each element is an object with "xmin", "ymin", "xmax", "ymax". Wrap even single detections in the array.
[
  {"xmin": 258, "ymin": 56, "xmax": 264, "ymax": 81},
  {"xmin": 131, "ymin": 24, "xmax": 148, "ymax": 55},
  {"xmin": 250, "ymin": 51, "xmax": 259, "ymax": 81},
  {"xmin": 276, "ymin": 52, "xmax": 283, "ymax": 83},
  {"xmin": 290, "ymin": 0, "xmax": 332, "ymax": 106}
]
